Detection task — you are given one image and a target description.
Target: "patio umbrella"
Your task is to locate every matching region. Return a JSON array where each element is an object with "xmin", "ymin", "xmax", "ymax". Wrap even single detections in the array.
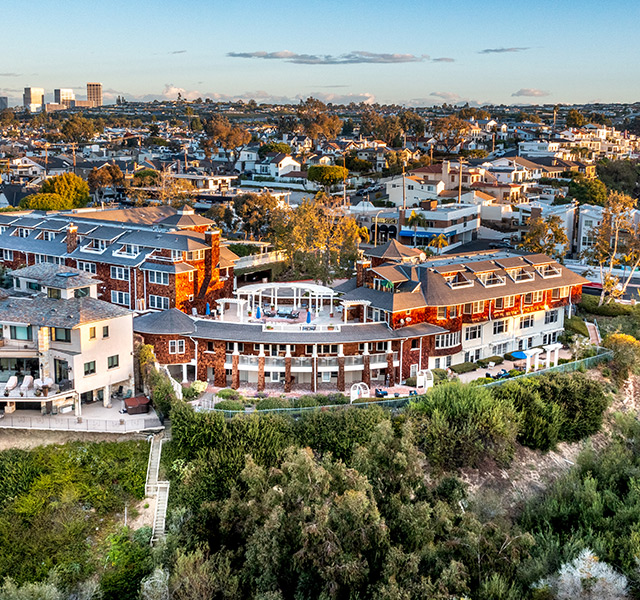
[
  {"xmin": 256, "ymin": 306, "xmax": 261, "ymax": 319},
  {"xmin": 205, "ymin": 303, "xmax": 211, "ymax": 316},
  {"xmin": 510, "ymin": 351, "xmax": 527, "ymax": 360},
  {"xmin": 306, "ymin": 310, "xmax": 311, "ymax": 323}
]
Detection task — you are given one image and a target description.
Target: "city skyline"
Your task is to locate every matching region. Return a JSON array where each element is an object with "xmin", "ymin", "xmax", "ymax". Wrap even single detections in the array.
[{"xmin": 2, "ymin": 0, "xmax": 639, "ymax": 107}]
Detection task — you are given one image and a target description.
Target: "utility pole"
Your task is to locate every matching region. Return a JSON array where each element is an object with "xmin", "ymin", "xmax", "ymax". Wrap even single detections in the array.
[
  {"xmin": 71, "ymin": 143, "xmax": 76, "ymax": 175},
  {"xmin": 402, "ymin": 161, "xmax": 407, "ymax": 210},
  {"xmin": 44, "ymin": 142, "xmax": 49, "ymax": 177},
  {"xmin": 343, "ymin": 154, "xmax": 347, "ymax": 207},
  {"xmin": 457, "ymin": 158, "xmax": 465, "ymax": 204}
]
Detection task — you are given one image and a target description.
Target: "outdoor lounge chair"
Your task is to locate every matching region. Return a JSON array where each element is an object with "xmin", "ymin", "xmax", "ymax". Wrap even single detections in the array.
[
  {"xmin": 20, "ymin": 375, "xmax": 33, "ymax": 392},
  {"xmin": 5, "ymin": 376, "xmax": 18, "ymax": 392}
]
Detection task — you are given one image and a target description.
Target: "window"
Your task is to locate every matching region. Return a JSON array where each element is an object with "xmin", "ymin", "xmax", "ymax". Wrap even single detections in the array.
[
  {"xmin": 169, "ymin": 340, "xmax": 185, "ymax": 354},
  {"xmin": 27, "ymin": 281, "xmax": 41, "ymax": 291},
  {"xmin": 9, "ymin": 325, "xmax": 32, "ymax": 341},
  {"xmin": 103, "ymin": 326, "xmax": 109, "ymax": 338},
  {"xmin": 74, "ymin": 287, "xmax": 90, "ymax": 298},
  {"xmin": 543, "ymin": 331, "xmax": 560, "ymax": 345},
  {"xmin": 188, "ymin": 271, "xmax": 194, "ymax": 282},
  {"xmin": 51, "ymin": 328, "xmax": 71, "ymax": 343},
  {"xmin": 520, "ymin": 315, "xmax": 534, "ymax": 329},
  {"xmin": 437, "ymin": 307, "xmax": 447, "ymax": 319},
  {"xmin": 552, "ymin": 286, "xmax": 570, "ymax": 299},
  {"xmin": 148, "ymin": 270, "xmax": 169, "ymax": 285},
  {"xmin": 463, "ymin": 303, "xmax": 472, "ymax": 314},
  {"xmin": 465, "ymin": 349, "xmax": 481, "ymax": 363},
  {"xmin": 321, "ymin": 371, "xmax": 332, "ymax": 383},
  {"xmin": 185, "ymin": 249, "xmax": 205, "ymax": 261},
  {"xmin": 524, "ymin": 293, "xmax": 532, "ymax": 305},
  {"xmin": 118, "ymin": 244, "xmax": 138, "ymax": 255},
  {"xmin": 41, "ymin": 231, "xmax": 55, "ymax": 241},
  {"xmin": 149, "ymin": 295, "xmax": 169, "ymax": 310},
  {"xmin": 110, "ymin": 266, "xmax": 129, "ymax": 281},
  {"xmin": 89, "ymin": 327, "xmax": 96, "ymax": 339},
  {"xmin": 545, "ymin": 309, "xmax": 559, "ymax": 324},
  {"xmin": 472, "ymin": 301, "xmax": 484, "ymax": 314},
  {"xmin": 35, "ymin": 254, "xmax": 63, "ymax": 265},
  {"xmin": 494, "ymin": 297, "xmax": 503, "ymax": 309},
  {"xmin": 47, "ymin": 288, "xmax": 61, "ymax": 299},
  {"xmin": 532, "ymin": 291, "xmax": 544, "ymax": 303},
  {"xmin": 493, "ymin": 319, "xmax": 507, "ymax": 335},
  {"xmin": 111, "ymin": 290, "xmax": 130, "ymax": 306},
  {"xmin": 411, "ymin": 338, "xmax": 420, "ymax": 349},
  {"xmin": 77, "ymin": 261, "xmax": 96, "ymax": 274},
  {"xmin": 16, "ymin": 228, "xmax": 29, "ymax": 238},
  {"xmin": 84, "ymin": 361, "xmax": 96, "ymax": 376},
  {"xmin": 2, "ymin": 250, "xmax": 13, "ymax": 261},
  {"xmin": 226, "ymin": 342, "xmax": 244, "ymax": 352},
  {"xmin": 171, "ymin": 250, "xmax": 183, "ymax": 261},
  {"xmin": 435, "ymin": 331, "xmax": 461, "ymax": 349},
  {"xmin": 270, "ymin": 371, "xmax": 281, "ymax": 383},
  {"xmin": 465, "ymin": 325, "xmax": 482, "ymax": 341},
  {"xmin": 107, "ymin": 355, "xmax": 119, "ymax": 369},
  {"xmin": 307, "ymin": 344, "xmax": 339, "ymax": 355},
  {"xmin": 449, "ymin": 305, "xmax": 458, "ymax": 318}
]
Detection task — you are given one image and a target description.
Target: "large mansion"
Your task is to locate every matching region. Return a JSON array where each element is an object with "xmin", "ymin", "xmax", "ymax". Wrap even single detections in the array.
[{"xmin": 134, "ymin": 239, "xmax": 587, "ymax": 393}]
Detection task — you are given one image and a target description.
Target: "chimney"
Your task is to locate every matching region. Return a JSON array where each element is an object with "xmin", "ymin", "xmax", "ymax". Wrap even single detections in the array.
[
  {"xmin": 398, "ymin": 209, "xmax": 407, "ymax": 227},
  {"xmin": 356, "ymin": 259, "xmax": 370, "ymax": 288},
  {"xmin": 205, "ymin": 229, "xmax": 220, "ymax": 273},
  {"xmin": 66, "ymin": 223, "xmax": 78, "ymax": 254},
  {"xmin": 442, "ymin": 160, "xmax": 450, "ymax": 177}
]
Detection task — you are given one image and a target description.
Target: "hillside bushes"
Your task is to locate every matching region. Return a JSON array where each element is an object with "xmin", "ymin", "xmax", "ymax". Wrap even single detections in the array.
[
  {"xmin": 492, "ymin": 372, "xmax": 609, "ymax": 450},
  {"xmin": 410, "ymin": 382, "xmax": 519, "ymax": 469}
]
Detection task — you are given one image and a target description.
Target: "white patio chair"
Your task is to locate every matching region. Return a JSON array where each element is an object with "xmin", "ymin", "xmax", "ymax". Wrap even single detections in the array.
[
  {"xmin": 5, "ymin": 376, "xmax": 18, "ymax": 392},
  {"xmin": 20, "ymin": 375, "xmax": 33, "ymax": 392}
]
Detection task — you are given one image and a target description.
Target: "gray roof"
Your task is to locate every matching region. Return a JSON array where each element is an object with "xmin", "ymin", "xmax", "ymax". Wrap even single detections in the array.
[
  {"xmin": 11, "ymin": 263, "xmax": 100, "ymax": 289},
  {"xmin": 133, "ymin": 309, "xmax": 196, "ymax": 335},
  {"xmin": 134, "ymin": 313, "xmax": 444, "ymax": 343},
  {"xmin": 116, "ymin": 230, "xmax": 209, "ymax": 252},
  {"xmin": 85, "ymin": 226, "xmax": 127, "ymax": 241},
  {"xmin": 0, "ymin": 296, "xmax": 131, "ymax": 328},
  {"xmin": 365, "ymin": 239, "xmax": 423, "ymax": 262}
]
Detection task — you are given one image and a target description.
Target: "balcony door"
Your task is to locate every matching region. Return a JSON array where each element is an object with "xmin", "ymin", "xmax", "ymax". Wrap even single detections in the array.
[{"xmin": 54, "ymin": 359, "xmax": 69, "ymax": 384}]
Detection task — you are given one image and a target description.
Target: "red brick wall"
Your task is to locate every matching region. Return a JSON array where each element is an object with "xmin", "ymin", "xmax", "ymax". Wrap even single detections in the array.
[{"xmin": 141, "ymin": 333, "xmax": 195, "ymax": 364}]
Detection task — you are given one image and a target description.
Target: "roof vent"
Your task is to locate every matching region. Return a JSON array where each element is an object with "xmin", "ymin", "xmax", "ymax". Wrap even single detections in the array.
[{"xmin": 57, "ymin": 272, "xmax": 79, "ymax": 279}]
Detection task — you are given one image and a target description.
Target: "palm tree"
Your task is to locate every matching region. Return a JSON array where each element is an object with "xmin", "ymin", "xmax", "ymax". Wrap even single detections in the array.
[
  {"xmin": 428, "ymin": 233, "xmax": 449, "ymax": 255},
  {"xmin": 406, "ymin": 211, "xmax": 427, "ymax": 247}
]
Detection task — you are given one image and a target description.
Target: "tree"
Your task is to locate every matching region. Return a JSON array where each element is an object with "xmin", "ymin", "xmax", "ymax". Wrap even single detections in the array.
[
  {"xmin": 233, "ymin": 192, "xmax": 284, "ymax": 240},
  {"xmin": 258, "ymin": 142, "xmax": 292, "ymax": 159},
  {"xmin": 596, "ymin": 159, "xmax": 640, "ymax": 198},
  {"xmin": 296, "ymin": 97, "xmax": 342, "ymax": 140},
  {"xmin": 518, "ymin": 215, "xmax": 569, "ymax": 259},
  {"xmin": 205, "ymin": 115, "xmax": 251, "ymax": 169},
  {"xmin": 60, "ymin": 115, "xmax": 101, "ymax": 143},
  {"xmin": 88, "ymin": 166, "xmax": 114, "ymax": 200},
  {"xmin": 407, "ymin": 211, "xmax": 427, "ymax": 247},
  {"xmin": 131, "ymin": 168, "xmax": 159, "ymax": 187},
  {"xmin": 604, "ymin": 333, "xmax": 640, "ymax": 383},
  {"xmin": 307, "ymin": 165, "xmax": 348, "ymax": 191},
  {"xmin": 568, "ymin": 176, "xmax": 607, "ymax": 205},
  {"xmin": 583, "ymin": 191, "xmax": 640, "ymax": 304},
  {"xmin": 19, "ymin": 192, "xmax": 71, "ymax": 210},
  {"xmin": 566, "ymin": 109, "xmax": 586, "ymax": 128},
  {"xmin": 41, "ymin": 172, "xmax": 90, "ymax": 207},
  {"xmin": 433, "ymin": 116, "xmax": 471, "ymax": 153},
  {"xmin": 428, "ymin": 232, "xmax": 449, "ymax": 255},
  {"xmin": 273, "ymin": 194, "xmax": 362, "ymax": 284}
]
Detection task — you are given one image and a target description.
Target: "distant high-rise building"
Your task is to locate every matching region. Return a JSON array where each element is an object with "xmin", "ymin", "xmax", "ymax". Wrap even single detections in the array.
[
  {"xmin": 23, "ymin": 87, "xmax": 45, "ymax": 112},
  {"xmin": 54, "ymin": 88, "xmax": 75, "ymax": 108},
  {"xmin": 0, "ymin": 97, "xmax": 8, "ymax": 110},
  {"xmin": 86, "ymin": 82, "xmax": 102, "ymax": 107}
]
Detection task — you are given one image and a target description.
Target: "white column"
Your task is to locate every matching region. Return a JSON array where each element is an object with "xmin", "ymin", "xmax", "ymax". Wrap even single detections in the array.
[
  {"xmin": 75, "ymin": 393, "xmax": 82, "ymax": 417},
  {"xmin": 259, "ymin": 344, "xmax": 265, "ymax": 357},
  {"xmin": 525, "ymin": 355, "xmax": 531, "ymax": 373},
  {"xmin": 362, "ymin": 304, "xmax": 367, "ymax": 323},
  {"xmin": 274, "ymin": 288, "xmax": 278, "ymax": 310},
  {"xmin": 338, "ymin": 344, "xmax": 344, "ymax": 357},
  {"xmin": 344, "ymin": 305, "xmax": 348, "ymax": 323},
  {"xmin": 182, "ymin": 364, "xmax": 188, "ymax": 383},
  {"xmin": 387, "ymin": 340, "xmax": 393, "ymax": 353},
  {"xmin": 285, "ymin": 344, "xmax": 291, "ymax": 358},
  {"xmin": 316, "ymin": 294, "xmax": 320, "ymax": 316},
  {"xmin": 534, "ymin": 352, "xmax": 540, "ymax": 371},
  {"xmin": 546, "ymin": 352, "xmax": 551, "ymax": 369},
  {"xmin": 553, "ymin": 346, "xmax": 560, "ymax": 367},
  {"xmin": 363, "ymin": 342, "xmax": 369, "ymax": 355}
]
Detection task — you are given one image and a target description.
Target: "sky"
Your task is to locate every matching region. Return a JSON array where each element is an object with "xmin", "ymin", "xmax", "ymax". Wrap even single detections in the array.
[{"xmin": 2, "ymin": 0, "xmax": 640, "ymax": 107}]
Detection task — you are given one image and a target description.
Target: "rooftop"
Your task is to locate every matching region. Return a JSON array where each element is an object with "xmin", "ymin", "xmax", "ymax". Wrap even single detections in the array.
[{"xmin": 11, "ymin": 263, "xmax": 101, "ymax": 289}]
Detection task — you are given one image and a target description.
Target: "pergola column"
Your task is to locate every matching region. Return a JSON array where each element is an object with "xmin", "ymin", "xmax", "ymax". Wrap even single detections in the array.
[
  {"xmin": 231, "ymin": 342, "xmax": 240, "ymax": 389},
  {"xmin": 284, "ymin": 345, "xmax": 292, "ymax": 393},
  {"xmin": 386, "ymin": 340, "xmax": 395, "ymax": 386},
  {"xmin": 258, "ymin": 344, "xmax": 265, "ymax": 392},
  {"xmin": 337, "ymin": 344, "xmax": 345, "ymax": 392},
  {"xmin": 312, "ymin": 344, "xmax": 318, "ymax": 393},
  {"xmin": 362, "ymin": 342, "xmax": 371, "ymax": 387}
]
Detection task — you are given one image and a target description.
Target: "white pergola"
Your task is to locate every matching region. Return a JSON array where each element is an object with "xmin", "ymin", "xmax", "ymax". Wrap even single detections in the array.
[
  {"xmin": 340, "ymin": 299, "xmax": 371, "ymax": 323},
  {"xmin": 236, "ymin": 282, "xmax": 336, "ymax": 316},
  {"xmin": 543, "ymin": 342, "xmax": 563, "ymax": 369},
  {"xmin": 523, "ymin": 347, "xmax": 544, "ymax": 372},
  {"xmin": 216, "ymin": 298, "xmax": 250, "ymax": 322}
]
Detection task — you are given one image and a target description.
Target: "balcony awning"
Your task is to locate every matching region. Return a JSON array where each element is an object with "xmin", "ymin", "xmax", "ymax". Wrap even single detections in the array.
[{"xmin": 399, "ymin": 230, "xmax": 456, "ymax": 238}]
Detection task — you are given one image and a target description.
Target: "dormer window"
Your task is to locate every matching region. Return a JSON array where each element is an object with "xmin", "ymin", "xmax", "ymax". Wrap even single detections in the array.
[
  {"xmin": 536, "ymin": 264, "xmax": 561, "ymax": 278},
  {"xmin": 47, "ymin": 288, "xmax": 61, "ymax": 299},
  {"xmin": 39, "ymin": 231, "xmax": 55, "ymax": 242},
  {"xmin": 15, "ymin": 228, "xmax": 30, "ymax": 238},
  {"xmin": 507, "ymin": 267, "xmax": 534, "ymax": 282},
  {"xmin": 444, "ymin": 272, "xmax": 473, "ymax": 288},
  {"xmin": 185, "ymin": 249, "xmax": 205, "ymax": 261},
  {"xmin": 118, "ymin": 244, "xmax": 139, "ymax": 256},
  {"xmin": 171, "ymin": 250, "xmax": 183, "ymax": 261},
  {"xmin": 477, "ymin": 272, "xmax": 506, "ymax": 287}
]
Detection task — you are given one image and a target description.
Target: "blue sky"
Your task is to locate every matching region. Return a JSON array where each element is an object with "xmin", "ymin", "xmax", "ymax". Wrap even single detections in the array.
[{"xmin": 3, "ymin": 0, "xmax": 639, "ymax": 106}]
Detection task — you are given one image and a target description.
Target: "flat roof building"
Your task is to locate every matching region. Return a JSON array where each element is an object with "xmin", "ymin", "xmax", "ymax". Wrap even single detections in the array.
[{"xmin": 87, "ymin": 82, "xmax": 102, "ymax": 107}]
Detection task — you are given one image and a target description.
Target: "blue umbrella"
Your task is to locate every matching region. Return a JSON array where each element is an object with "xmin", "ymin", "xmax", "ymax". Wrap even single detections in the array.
[
  {"xmin": 306, "ymin": 310, "xmax": 311, "ymax": 324},
  {"xmin": 510, "ymin": 351, "xmax": 527, "ymax": 360},
  {"xmin": 256, "ymin": 306, "xmax": 261, "ymax": 319},
  {"xmin": 205, "ymin": 303, "xmax": 210, "ymax": 316}
]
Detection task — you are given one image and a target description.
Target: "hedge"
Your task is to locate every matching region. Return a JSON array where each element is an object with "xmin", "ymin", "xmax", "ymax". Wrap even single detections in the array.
[
  {"xmin": 477, "ymin": 356, "xmax": 504, "ymax": 368},
  {"xmin": 450, "ymin": 361, "xmax": 477, "ymax": 374},
  {"xmin": 565, "ymin": 315, "xmax": 590, "ymax": 338},
  {"xmin": 579, "ymin": 294, "xmax": 633, "ymax": 316}
]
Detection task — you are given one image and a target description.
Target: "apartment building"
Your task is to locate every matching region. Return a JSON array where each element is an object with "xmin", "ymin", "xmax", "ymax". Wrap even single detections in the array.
[{"xmin": 87, "ymin": 82, "xmax": 102, "ymax": 107}]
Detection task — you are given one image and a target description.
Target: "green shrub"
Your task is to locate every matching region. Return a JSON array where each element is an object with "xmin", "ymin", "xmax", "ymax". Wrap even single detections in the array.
[
  {"xmin": 411, "ymin": 382, "xmax": 518, "ymax": 470},
  {"xmin": 256, "ymin": 397, "xmax": 291, "ymax": 410},
  {"xmin": 215, "ymin": 400, "xmax": 244, "ymax": 411},
  {"xmin": 472, "ymin": 377, "xmax": 495, "ymax": 385},
  {"xmin": 217, "ymin": 388, "xmax": 243, "ymax": 401},
  {"xmin": 508, "ymin": 369, "xmax": 522, "ymax": 377},
  {"xmin": 492, "ymin": 381, "xmax": 563, "ymax": 451},
  {"xmin": 564, "ymin": 316, "xmax": 589, "ymax": 338},
  {"xmin": 450, "ymin": 361, "xmax": 477, "ymax": 374},
  {"xmin": 292, "ymin": 396, "xmax": 319, "ymax": 408},
  {"xmin": 146, "ymin": 369, "xmax": 177, "ymax": 417},
  {"xmin": 579, "ymin": 294, "xmax": 633, "ymax": 316},
  {"xmin": 477, "ymin": 356, "xmax": 505, "ymax": 368},
  {"xmin": 432, "ymin": 368, "xmax": 449, "ymax": 384},
  {"xmin": 404, "ymin": 376, "xmax": 417, "ymax": 387}
]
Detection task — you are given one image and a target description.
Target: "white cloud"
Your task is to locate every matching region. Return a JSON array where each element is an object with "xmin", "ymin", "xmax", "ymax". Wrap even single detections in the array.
[
  {"xmin": 511, "ymin": 88, "xmax": 550, "ymax": 97},
  {"xmin": 228, "ymin": 50, "xmax": 429, "ymax": 65}
]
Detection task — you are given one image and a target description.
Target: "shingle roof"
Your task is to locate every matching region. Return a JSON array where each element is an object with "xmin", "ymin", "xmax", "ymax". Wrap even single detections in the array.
[
  {"xmin": 0, "ymin": 296, "xmax": 130, "ymax": 328},
  {"xmin": 133, "ymin": 308, "xmax": 196, "ymax": 335},
  {"xmin": 11, "ymin": 263, "xmax": 100, "ymax": 289},
  {"xmin": 365, "ymin": 239, "xmax": 423, "ymax": 262}
]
